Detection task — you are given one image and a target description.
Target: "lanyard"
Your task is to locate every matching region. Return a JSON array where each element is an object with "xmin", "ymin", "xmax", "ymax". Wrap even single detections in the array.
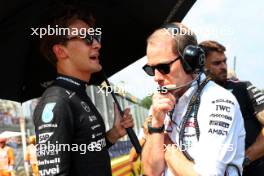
[{"xmin": 178, "ymin": 77, "xmax": 210, "ymax": 161}]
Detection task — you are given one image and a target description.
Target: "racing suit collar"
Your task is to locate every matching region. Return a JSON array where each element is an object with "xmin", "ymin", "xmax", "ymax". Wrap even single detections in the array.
[{"xmin": 55, "ymin": 74, "xmax": 88, "ymax": 93}]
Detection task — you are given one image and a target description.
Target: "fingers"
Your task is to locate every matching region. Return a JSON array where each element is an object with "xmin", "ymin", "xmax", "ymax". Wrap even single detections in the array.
[
  {"xmin": 121, "ymin": 113, "xmax": 134, "ymax": 128},
  {"xmin": 114, "ymin": 103, "xmax": 123, "ymax": 114},
  {"xmin": 164, "ymin": 143, "xmax": 177, "ymax": 151},
  {"xmin": 114, "ymin": 103, "xmax": 131, "ymax": 116},
  {"xmin": 152, "ymin": 92, "xmax": 176, "ymax": 111},
  {"xmin": 113, "ymin": 103, "xmax": 133, "ymax": 128},
  {"xmin": 123, "ymin": 107, "xmax": 131, "ymax": 115},
  {"xmin": 156, "ymin": 98, "xmax": 175, "ymax": 110},
  {"xmin": 151, "ymin": 92, "xmax": 176, "ymax": 122}
]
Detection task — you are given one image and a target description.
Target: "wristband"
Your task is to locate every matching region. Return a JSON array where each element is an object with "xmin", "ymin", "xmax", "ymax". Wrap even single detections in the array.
[{"xmin": 148, "ymin": 122, "xmax": 164, "ymax": 134}]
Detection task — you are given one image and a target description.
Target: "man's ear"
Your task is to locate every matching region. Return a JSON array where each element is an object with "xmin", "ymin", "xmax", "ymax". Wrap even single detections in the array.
[{"xmin": 52, "ymin": 44, "xmax": 68, "ymax": 60}]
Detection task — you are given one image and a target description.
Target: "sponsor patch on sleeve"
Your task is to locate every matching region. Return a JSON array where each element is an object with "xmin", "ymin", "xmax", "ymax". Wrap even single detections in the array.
[{"xmin": 42, "ymin": 103, "xmax": 56, "ymax": 123}]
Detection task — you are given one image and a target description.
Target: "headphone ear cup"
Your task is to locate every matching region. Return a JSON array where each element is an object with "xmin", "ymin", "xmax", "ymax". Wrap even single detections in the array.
[
  {"xmin": 198, "ymin": 50, "xmax": 205, "ymax": 68},
  {"xmin": 180, "ymin": 55, "xmax": 193, "ymax": 74},
  {"xmin": 182, "ymin": 45, "xmax": 205, "ymax": 74}
]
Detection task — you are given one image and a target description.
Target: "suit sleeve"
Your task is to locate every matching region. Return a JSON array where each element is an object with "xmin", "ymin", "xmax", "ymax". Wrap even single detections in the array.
[
  {"xmin": 34, "ymin": 96, "xmax": 74, "ymax": 176},
  {"xmin": 245, "ymin": 81, "xmax": 264, "ymax": 114}
]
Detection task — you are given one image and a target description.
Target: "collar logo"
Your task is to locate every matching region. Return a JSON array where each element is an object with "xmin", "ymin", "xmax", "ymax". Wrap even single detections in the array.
[{"xmin": 81, "ymin": 101, "xmax": 90, "ymax": 112}]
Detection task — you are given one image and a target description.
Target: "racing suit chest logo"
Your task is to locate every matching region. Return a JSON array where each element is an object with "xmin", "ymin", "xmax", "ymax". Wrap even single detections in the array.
[{"xmin": 81, "ymin": 101, "xmax": 90, "ymax": 112}]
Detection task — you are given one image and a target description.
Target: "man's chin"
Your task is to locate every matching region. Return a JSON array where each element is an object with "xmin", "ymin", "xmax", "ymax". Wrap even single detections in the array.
[
  {"xmin": 221, "ymin": 75, "xmax": 227, "ymax": 81},
  {"xmin": 92, "ymin": 65, "xmax": 102, "ymax": 73},
  {"xmin": 214, "ymin": 74, "xmax": 226, "ymax": 82},
  {"xmin": 97, "ymin": 65, "xmax": 102, "ymax": 71}
]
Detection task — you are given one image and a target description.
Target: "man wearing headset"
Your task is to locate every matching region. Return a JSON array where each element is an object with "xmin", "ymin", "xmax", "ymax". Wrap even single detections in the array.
[
  {"xmin": 141, "ymin": 23, "xmax": 245, "ymax": 176},
  {"xmin": 200, "ymin": 40, "xmax": 264, "ymax": 176}
]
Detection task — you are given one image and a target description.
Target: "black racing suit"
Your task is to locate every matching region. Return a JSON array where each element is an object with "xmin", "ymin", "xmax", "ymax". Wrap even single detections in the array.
[
  {"xmin": 224, "ymin": 80, "xmax": 264, "ymax": 175},
  {"xmin": 33, "ymin": 74, "xmax": 112, "ymax": 176}
]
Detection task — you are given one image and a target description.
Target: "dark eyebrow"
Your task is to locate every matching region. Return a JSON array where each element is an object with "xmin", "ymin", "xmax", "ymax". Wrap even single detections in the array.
[{"xmin": 212, "ymin": 58, "xmax": 227, "ymax": 65}]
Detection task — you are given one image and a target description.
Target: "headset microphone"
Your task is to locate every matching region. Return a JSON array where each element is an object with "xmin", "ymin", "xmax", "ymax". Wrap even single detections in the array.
[{"xmin": 157, "ymin": 73, "xmax": 201, "ymax": 94}]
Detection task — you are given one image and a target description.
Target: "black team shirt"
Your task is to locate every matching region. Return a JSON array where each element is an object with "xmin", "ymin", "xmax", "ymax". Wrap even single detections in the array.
[
  {"xmin": 34, "ymin": 74, "xmax": 112, "ymax": 176},
  {"xmin": 222, "ymin": 80, "xmax": 264, "ymax": 168}
]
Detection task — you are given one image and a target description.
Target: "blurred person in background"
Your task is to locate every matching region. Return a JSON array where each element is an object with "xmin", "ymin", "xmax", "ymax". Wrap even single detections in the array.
[
  {"xmin": 25, "ymin": 136, "xmax": 39, "ymax": 176},
  {"xmin": 200, "ymin": 40, "xmax": 264, "ymax": 176},
  {"xmin": 129, "ymin": 116, "xmax": 151, "ymax": 162},
  {"xmin": 129, "ymin": 116, "xmax": 151, "ymax": 175},
  {"xmin": 0, "ymin": 137, "xmax": 15, "ymax": 176}
]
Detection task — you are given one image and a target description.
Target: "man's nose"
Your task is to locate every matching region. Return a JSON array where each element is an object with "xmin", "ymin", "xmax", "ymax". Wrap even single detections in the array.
[
  {"xmin": 154, "ymin": 69, "xmax": 164, "ymax": 82},
  {"xmin": 220, "ymin": 61, "xmax": 227, "ymax": 70},
  {"xmin": 92, "ymin": 39, "xmax": 101, "ymax": 49}
]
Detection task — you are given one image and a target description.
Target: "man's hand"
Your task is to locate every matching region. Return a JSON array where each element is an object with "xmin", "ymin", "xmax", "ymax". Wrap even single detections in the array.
[
  {"xmin": 164, "ymin": 144, "xmax": 185, "ymax": 164},
  {"xmin": 106, "ymin": 103, "xmax": 134, "ymax": 144},
  {"xmin": 164, "ymin": 144, "xmax": 196, "ymax": 176},
  {"xmin": 245, "ymin": 127, "xmax": 264, "ymax": 162},
  {"xmin": 113, "ymin": 103, "xmax": 134, "ymax": 137},
  {"xmin": 151, "ymin": 92, "xmax": 176, "ymax": 127},
  {"xmin": 256, "ymin": 110, "xmax": 264, "ymax": 125}
]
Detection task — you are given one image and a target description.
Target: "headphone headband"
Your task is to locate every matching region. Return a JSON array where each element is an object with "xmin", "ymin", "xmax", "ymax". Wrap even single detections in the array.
[{"xmin": 159, "ymin": 23, "xmax": 205, "ymax": 74}]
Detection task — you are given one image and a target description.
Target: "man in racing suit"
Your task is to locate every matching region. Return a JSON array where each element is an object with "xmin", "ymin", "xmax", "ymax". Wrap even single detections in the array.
[
  {"xmin": 141, "ymin": 23, "xmax": 245, "ymax": 176},
  {"xmin": 200, "ymin": 40, "xmax": 264, "ymax": 176},
  {"xmin": 34, "ymin": 7, "xmax": 133, "ymax": 176}
]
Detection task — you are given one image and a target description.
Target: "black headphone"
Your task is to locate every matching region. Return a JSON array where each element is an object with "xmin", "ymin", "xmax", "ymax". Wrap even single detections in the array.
[{"xmin": 160, "ymin": 23, "xmax": 205, "ymax": 74}]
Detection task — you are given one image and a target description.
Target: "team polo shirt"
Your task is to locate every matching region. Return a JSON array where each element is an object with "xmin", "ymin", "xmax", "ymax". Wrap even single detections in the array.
[{"xmin": 164, "ymin": 74, "xmax": 245, "ymax": 176}]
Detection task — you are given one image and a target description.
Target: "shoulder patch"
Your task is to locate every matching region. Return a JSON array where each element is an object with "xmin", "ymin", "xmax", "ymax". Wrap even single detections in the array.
[{"xmin": 42, "ymin": 103, "xmax": 56, "ymax": 123}]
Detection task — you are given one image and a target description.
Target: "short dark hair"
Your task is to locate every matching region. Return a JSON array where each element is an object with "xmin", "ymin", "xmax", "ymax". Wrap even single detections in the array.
[
  {"xmin": 39, "ymin": 6, "xmax": 95, "ymax": 66},
  {"xmin": 199, "ymin": 40, "xmax": 226, "ymax": 57}
]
